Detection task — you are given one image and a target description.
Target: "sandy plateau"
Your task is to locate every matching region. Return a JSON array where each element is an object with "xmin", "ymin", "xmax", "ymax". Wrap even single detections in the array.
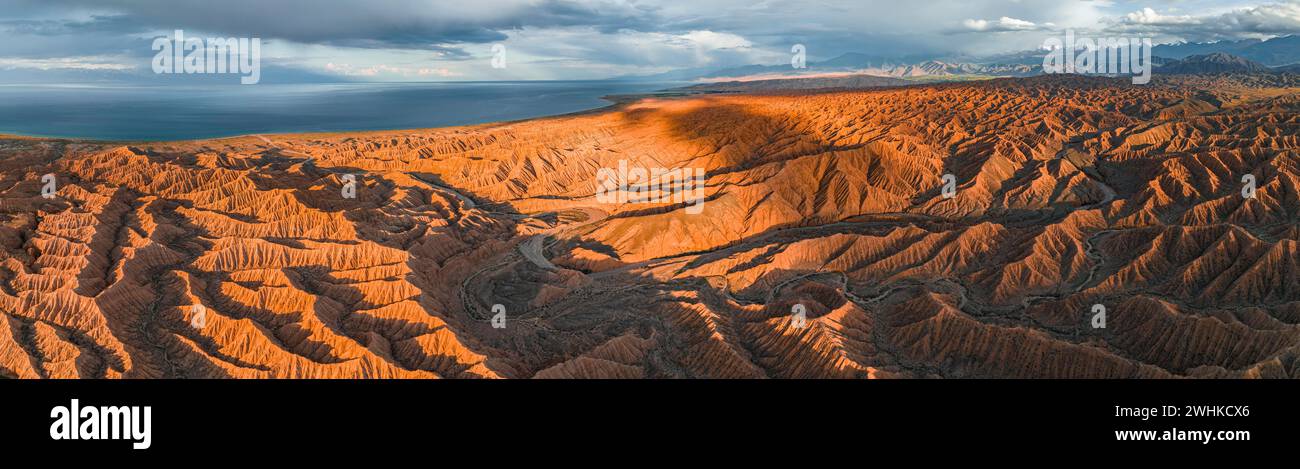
[{"xmin": 1, "ymin": 74, "xmax": 1298, "ymax": 378}]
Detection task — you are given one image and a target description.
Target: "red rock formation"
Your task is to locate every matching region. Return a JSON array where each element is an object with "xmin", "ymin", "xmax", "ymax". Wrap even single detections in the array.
[{"xmin": 0, "ymin": 74, "xmax": 1296, "ymax": 378}]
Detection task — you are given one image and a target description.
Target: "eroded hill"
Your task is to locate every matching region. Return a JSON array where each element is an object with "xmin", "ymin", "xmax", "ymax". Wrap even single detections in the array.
[{"xmin": 1, "ymin": 74, "xmax": 1297, "ymax": 378}]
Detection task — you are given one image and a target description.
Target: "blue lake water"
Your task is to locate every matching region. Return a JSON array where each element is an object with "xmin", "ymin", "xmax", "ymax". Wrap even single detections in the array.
[{"xmin": 0, "ymin": 81, "xmax": 677, "ymax": 141}]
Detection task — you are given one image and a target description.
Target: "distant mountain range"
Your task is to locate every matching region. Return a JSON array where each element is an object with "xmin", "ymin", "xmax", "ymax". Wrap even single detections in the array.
[
  {"xmin": 681, "ymin": 74, "xmax": 911, "ymax": 92},
  {"xmin": 694, "ymin": 55, "xmax": 1040, "ymax": 81},
  {"xmin": 626, "ymin": 35, "xmax": 1300, "ymax": 84},
  {"xmin": 1153, "ymin": 35, "xmax": 1300, "ymax": 66},
  {"xmin": 1158, "ymin": 53, "xmax": 1274, "ymax": 75}
]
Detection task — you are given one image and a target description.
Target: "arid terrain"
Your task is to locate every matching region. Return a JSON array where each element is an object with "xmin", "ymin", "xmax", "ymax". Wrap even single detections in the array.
[{"xmin": 1, "ymin": 74, "xmax": 1298, "ymax": 378}]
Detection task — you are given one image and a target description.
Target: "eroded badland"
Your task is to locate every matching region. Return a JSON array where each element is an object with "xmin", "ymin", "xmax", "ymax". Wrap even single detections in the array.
[{"xmin": 1, "ymin": 74, "xmax": 1298, "ymax": 378}]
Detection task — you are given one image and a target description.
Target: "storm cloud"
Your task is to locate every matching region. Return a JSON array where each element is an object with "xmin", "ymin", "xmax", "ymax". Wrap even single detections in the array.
[{"xmin": 0, "ymin": 0, "xmax": 1296, "ymax": 80}]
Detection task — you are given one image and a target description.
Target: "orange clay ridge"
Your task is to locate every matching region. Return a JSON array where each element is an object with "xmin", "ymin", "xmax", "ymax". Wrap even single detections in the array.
[{"xmin": 0, "ymin": 74, "xmax": 1298, "ymax": 379}]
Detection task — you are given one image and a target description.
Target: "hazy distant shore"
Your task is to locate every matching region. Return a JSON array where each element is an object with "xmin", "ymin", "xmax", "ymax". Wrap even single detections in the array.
[{"xmin": 0, "ymin": 81, "xmax": 681, "ymax": 142}]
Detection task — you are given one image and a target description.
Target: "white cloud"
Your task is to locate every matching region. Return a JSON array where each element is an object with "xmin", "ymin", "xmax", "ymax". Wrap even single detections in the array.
[
  {"xmin": 1123, "ymin": 7, "xmax": 1201, "ymax": 25},
  {"xmin": 0, "ymin": 56, "xmax": 134, "ymax": 71},
  {"xmin": 674, "ymin": 30, "xmax": 753, "ymax": 50},
  {"xmin": 1108, "ymin": 2, "xmax": 1300, "ymax": 40},
  {"xmin": 962, "ymin": 16, "xmax": 1044, "ymax": 32},
  {"xmin": 418, "ymin": 67, "xmax": 458, "ymax": 77},
  {"xmin": 495, "ymin": 26, "xmax": 777, "ymax": 78},
  {"xmin": 323, "ymin": 61, "xmax": 461, "ymax": 78}
]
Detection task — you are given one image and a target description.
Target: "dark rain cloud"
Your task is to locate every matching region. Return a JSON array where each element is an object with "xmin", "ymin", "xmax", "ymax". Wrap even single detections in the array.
[
  {"xmin": 0, "ymin": 0, "xmax": 1296, "ymax": 80},
  {"xmin": 1, "ymin": 0, "xmax": 664, "ymax": 48}
]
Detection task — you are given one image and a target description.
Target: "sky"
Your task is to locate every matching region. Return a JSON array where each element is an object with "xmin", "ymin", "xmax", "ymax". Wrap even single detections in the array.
[{"xmin": 0, "ymin": 0, "xmax": 1298, "ymax": 82}]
